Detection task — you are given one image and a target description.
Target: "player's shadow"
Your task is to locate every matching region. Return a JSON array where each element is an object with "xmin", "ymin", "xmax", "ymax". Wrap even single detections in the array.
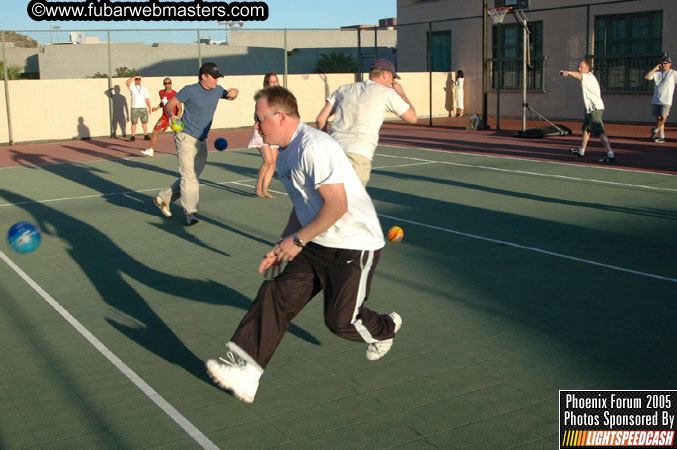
[
  {"xmin": 105, "ymin": 85, "xmax": 128, "ymax": 138},
  {"xmin": 0, "ymin": 189, "xmax": 319, "ymax": 384}
]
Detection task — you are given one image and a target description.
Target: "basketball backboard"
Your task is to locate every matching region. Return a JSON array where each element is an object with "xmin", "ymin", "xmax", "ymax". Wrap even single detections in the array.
[{"xmin": 494, "ymin": 0, "xmax": 530, "ymax": 10}]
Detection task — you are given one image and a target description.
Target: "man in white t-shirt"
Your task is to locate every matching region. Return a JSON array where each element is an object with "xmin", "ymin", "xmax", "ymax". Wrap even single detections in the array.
[
  {"xmin": 644, "ymin": 56, "xmax": 677, "ymax": 143},
  {"xmin": 316, "ymin": 58, "xmax": 417, "ymax": 186},
  {"xmin": 560, "ymin": 59, "xmax": 616, "ymax": 163},
  {"xmin": 125, "ymin": 74, "xmax": 152, "ymax": 142},
  {"xmin": 205, "ymin": 86, "xmax": 401, "ymax": 403}
]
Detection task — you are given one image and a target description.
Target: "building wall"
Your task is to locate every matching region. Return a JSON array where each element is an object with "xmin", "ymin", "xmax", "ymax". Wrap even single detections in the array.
[
  {"xmin": 396, "ymin": 0, "xmax": 677, "ymax": 123},
  {"xmin": 0, "ymin": 71, "xmax": 449, "ymax": 144},
  {"xmin": 31, "ymin": 29, "xmax": 396, "ymax": 79}
]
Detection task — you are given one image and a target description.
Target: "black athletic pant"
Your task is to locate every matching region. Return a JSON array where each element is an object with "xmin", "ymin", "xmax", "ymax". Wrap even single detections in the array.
[{"xmin": 231, "ymin": 243, "xmax": 396, "ymax": 369}]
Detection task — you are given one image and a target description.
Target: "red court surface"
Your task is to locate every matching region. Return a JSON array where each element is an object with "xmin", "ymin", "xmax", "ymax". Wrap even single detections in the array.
[{"xmin": 1, "ymin": 117, "xmax": 675, "ymax": 174}]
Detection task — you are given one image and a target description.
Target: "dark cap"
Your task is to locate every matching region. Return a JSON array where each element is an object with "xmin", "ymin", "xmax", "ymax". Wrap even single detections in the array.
[
  {"xmin": 199, "ymin": 62, "xmax": 224, "ymax": 78},
  {"xmin": 371, "ymin": 58, "xmax": 400, "ymax": 79},
  {"xmin": 662, "ymin": 56, "xmax": 672, "ymax": 64}
]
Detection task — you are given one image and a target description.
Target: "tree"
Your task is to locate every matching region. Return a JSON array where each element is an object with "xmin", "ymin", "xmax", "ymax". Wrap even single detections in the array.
[
  {"xmin": 89, "ymin": 66, "xmax": 137, "ymax": 79},
  {"xmin": 0, "ymin": 61, "xmax": 22, "ymax": 80},
  {"xmin": 316, "ymin": 51, "xmax": 359, "ymax": 74}
]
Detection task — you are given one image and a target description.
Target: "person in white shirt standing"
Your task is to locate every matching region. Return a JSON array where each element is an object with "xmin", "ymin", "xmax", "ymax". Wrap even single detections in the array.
[
  {"xmin": 316, "ymin": 58, "xmax": 417, "ymax": 186},
  {"xmin": 125, "ymin": 74, "xmax": 152, "ymax": 142},
  {"xmin": 560, "ymin": 59, "xmax": 616, "ymax": 163},
  {"xmin": 206, "ymin": 86, "xmax": 401, "ymax": 403},
  {"xmin": 645, "ymin": 56, "xmax": 677, "ymax": 144}
]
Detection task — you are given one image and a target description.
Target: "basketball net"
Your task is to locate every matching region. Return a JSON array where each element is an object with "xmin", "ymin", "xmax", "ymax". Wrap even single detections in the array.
[{"xmin": 488, "ymin": 6, "xmax": 511, "ymax": 24}]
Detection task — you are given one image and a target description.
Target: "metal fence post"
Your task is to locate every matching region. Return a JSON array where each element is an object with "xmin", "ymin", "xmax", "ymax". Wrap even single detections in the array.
[
  {"xmin": 197, "ymin": 30, "xmax": 202, "ymax": 69},
  {"xmin": 1, "ymin": 31, "xmax": 14, "ymax": 145},
  {"xmin": 284, "ymin": 29, "xmax": 288, "ymax": 87},
  {"xmin": 107, "ymin": 30, "xmax": 114, "ymax": 137}
]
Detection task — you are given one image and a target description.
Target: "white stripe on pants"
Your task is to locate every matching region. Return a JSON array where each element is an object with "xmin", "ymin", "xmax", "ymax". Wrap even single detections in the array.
[{"xmin": 159, "ymin": 132, "xmax": 208, "ymax": 215}]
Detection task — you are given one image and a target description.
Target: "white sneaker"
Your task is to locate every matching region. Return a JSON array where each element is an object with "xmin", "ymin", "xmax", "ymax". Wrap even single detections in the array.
[
  {"xmin": 141, "ymin": 148, "xmax": 154, "ymax": 157},
  {"xmin": 153, "ymin": 195, "xmax": 172, "ymax": 218},
  {"xmin": 206, "ymin": 352, "xmax": 262, "ymax": 403},
  {"xmin": 366, "ymin": 312, "xmax": 402, "ymax": 361}
]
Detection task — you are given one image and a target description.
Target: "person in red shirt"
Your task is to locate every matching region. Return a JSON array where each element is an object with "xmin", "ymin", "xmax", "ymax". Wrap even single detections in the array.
[{"xmin": 142, "ymin": 78, "xmax": 182, "ymax": 157}]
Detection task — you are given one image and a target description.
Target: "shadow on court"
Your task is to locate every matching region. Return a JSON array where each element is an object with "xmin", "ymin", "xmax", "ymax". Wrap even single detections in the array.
[
  {"xmin": 368, "ymin": 185, "xmax": 677, "ymax": 386},
  {"xmin": 371, "ymin": 168, "xmax": 677, "ymax": 221},
  {"xmin": 0, "ymin": 189, "xmax": 319, "ymax": 383}
]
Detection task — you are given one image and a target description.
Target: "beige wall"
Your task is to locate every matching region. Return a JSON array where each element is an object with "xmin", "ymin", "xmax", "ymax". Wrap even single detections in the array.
[
  {"xmin": 397, "ymin": 0, "xmax": 677, "ymax": 124},
  {"xmin": 0, "ymin": 72, "xmax": 450, "ymax": 144}
]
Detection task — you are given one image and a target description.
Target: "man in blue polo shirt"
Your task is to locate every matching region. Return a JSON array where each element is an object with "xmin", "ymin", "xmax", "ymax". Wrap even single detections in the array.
[{"xmin": 154, "ymin": 62, "xmax": 239, "ymax": 226}]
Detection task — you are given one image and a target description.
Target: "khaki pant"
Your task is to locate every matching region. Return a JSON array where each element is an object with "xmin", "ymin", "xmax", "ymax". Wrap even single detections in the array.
[
  {"xmin": 158, "ymin": 132, "xmax": 208, "ymax": 215},
  {"xmin": 346, "ymin": 152, "xmax": 372, "ymax": 187}
]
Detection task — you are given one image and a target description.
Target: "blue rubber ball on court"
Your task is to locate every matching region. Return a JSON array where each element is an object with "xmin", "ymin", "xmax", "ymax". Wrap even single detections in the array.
[
  {"xmin": 214, "ymin": 137, "xmax": 228, "ymax": 151},
  {"xmin": 7, "ymin": 221, "xmax": 41, "ymax": 254}
]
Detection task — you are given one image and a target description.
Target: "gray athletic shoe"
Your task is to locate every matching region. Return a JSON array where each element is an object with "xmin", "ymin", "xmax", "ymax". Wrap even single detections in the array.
[{"xmin": 185, "ymin": 213, "xmax": 199, "ymax": 226}]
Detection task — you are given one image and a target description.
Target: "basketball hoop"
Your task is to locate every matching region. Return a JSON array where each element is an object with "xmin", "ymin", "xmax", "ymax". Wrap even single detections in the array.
[{"xmin": 488, "ymin": 6, "xmax": 511, "ymax": 24}]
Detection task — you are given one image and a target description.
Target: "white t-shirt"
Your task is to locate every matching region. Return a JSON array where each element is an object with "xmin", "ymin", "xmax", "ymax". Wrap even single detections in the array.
[
  {"xmin": 327, "ymin": 80, "xmax": 411, "ymax": 161},
  {"xmin": 580, "ymin": 72, "xmax": 604, "ymax": 113},
  {"xmin": 276, "ymin": 123, "xmax": 385, "ymax": 251},
  {"xmin": 129, "ymin": 84, "xmax": 150, "ymax": 109},
  {"xmin": 651, "ymin": 69, "xmax": 677, "ymax": 106}
]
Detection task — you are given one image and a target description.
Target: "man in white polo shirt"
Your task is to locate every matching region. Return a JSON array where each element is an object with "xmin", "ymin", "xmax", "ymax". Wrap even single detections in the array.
[
  {"xmin": 125, "ymin": 74, "xmax": 152, "ymax": 142},
  {"xmin": 645, "ymin": 56, "xmax": 677, "ymax": 143},
  {"xmin": 316, "ymin": 58, "xmax": 417, "ymax": 186}
]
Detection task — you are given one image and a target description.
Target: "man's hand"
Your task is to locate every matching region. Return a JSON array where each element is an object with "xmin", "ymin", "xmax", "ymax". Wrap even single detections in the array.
[
  {"xmin": 257, "ymin": 236, "xmax": 303, "ymax": 278},
  {"xmin": 258, "ymin": 252, "xmax": 282, "ymax": 279}
]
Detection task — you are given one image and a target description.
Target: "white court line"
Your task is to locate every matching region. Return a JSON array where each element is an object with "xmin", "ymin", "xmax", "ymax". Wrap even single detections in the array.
[
  {"xmin": 0, "ymin": 250, "xmax": 220, "ymax": 450},
  {"xmin": 374, "ymin": 153, "xmax": 677, "ymax": 193},
  {"xmin": 378, "ymin": 214, "xmax": 676, "ymax": 283},
  {"xmin": 0, "ymin": 179, "xmax": 258, "ymax": 208},
  {"xmin": 220, "ymin": 180, "xmax": 676, "ymax": 283},
  {"xmin": 378, "ymin": 144, "xmax": 677, "ymax": 177}
]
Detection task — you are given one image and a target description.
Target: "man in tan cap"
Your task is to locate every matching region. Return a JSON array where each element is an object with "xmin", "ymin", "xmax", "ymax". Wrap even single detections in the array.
[{"xmin": 316, "ymin": 58, "xmax": 417, "ymax": 186}]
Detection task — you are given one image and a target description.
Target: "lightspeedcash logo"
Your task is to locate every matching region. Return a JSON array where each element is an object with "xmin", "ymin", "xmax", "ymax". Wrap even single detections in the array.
[{"xmin": 27, "ymin": 0, "xmax": 269, "ymax": 22}]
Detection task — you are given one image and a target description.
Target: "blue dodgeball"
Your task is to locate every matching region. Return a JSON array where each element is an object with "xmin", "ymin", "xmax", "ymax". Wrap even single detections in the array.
[
  {"xmin": 7, "ymin": 221, "xmax": 41, "ymax": 253},
  {"xmin": 214, "ymin": 137, "xmax": 228, "ymax": 151}
]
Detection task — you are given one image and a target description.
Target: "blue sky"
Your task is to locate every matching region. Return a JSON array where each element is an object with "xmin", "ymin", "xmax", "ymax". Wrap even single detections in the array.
[{"xmin": 5, "ymin": 0, "xmax": 397, "ymax": 44}]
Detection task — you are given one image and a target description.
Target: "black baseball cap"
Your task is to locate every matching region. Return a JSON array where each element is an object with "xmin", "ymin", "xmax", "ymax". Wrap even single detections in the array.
[
  {"xmin": 371, "ymin": 58, "xmax": 400, "ymax": 79},
  {"xmin": 662, "ymin": 56, "xmax": 672, "ymax": 64},
  {"xmin": 199, "ymin": 62, "xmax": 224, "ymax": 78}
]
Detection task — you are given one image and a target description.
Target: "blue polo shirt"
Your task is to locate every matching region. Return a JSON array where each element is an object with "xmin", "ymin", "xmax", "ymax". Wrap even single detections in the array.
[{"xmin": 175, "ymin": 83, "xmax": 228, "ymax": 140}]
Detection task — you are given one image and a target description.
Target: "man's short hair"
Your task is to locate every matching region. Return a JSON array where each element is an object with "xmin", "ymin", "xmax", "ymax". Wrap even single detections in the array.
[
  {"xmin": 254, "ymin": 86, "xmax": 300, "ymax": 119},
  {"xmin": 580, "ymin": 58, "xmax": 592, "ymax": 69}
]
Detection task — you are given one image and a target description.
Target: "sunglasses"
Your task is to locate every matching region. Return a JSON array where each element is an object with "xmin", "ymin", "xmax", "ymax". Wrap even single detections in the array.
[
  {"xmin": 254, "ymin": 111, "xmax": 281, "ymax": 123},
  {"xmin": 163, "ymin": 82, "xmax": 172, "ymax": 84},
  {"xmin": 135, "ymin": 78, "xmax": 141, "ymax": 80}
]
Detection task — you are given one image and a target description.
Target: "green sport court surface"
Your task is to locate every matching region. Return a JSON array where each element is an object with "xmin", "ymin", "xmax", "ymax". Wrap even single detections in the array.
[{"xmin": 1, "ymin": 144, "xmax": 675, "ymax": 449}]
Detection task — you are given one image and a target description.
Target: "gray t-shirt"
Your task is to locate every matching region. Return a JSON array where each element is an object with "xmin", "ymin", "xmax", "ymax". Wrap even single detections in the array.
[{"xmin": 175, "ymin": 83, "xmax": 228, "ymax": 140}]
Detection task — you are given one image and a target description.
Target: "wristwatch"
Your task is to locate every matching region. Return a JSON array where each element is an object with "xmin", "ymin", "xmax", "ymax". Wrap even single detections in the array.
[{"xmin": 293, "ymin": 233, "xmax": 305, "ymax": 248}]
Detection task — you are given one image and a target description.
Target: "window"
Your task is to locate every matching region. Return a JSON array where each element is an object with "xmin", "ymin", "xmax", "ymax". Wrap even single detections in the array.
[
  {"xmin": 594, "ymin": 11, "xmax": 662, "ymax": 92},
  {"xmin": 428, "ymin": 30, "xmax": 451, "ymax": 72},
  {"xmin": 491, "ymin": 21, "xmax": 543, "ymax": 91}
]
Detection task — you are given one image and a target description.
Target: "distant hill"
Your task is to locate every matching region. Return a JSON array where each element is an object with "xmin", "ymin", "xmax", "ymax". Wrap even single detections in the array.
[{"xmin": 3, "ymin": 31, "xmax": 39, "ymax": 48}]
